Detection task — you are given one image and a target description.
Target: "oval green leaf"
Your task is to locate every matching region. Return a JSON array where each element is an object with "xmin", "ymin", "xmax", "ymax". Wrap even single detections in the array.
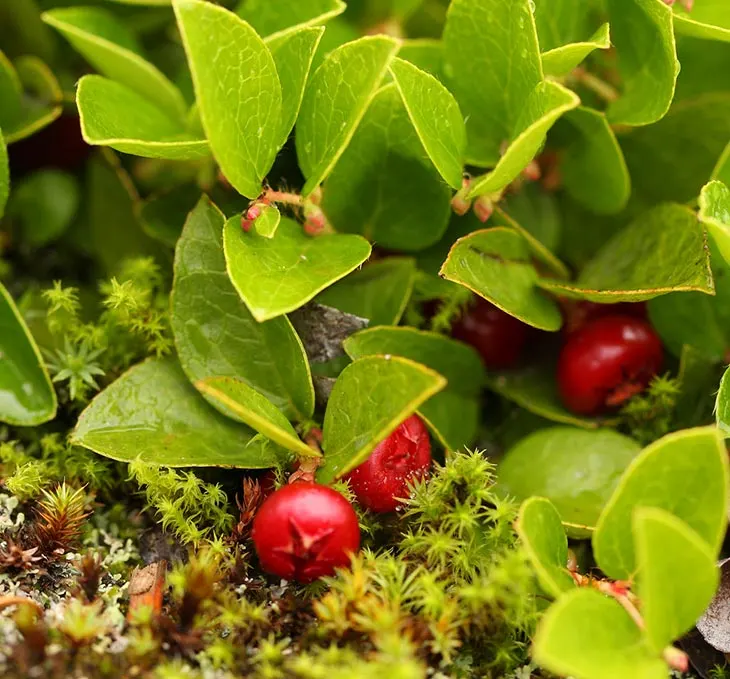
[
  {"xmin": 296, "ymin": 35, "xmax": 399, "ymax": 195},
  {"xmin": 554, "ymin": 106, "xmax": 630, "ymax": 215},
  {"xmin": 700, "ymin": 180, "xmax": 730, "ymax": 267},
  {"xmin": 171, "ymin": 197, "xmax": 315, "ymax": 421},
  {"xmin": 42, "ymin": 6, "xmax": 186, "ymax": 119},
  {"xmin": 541, "ymin": 23, "xmax": 611, "ymax": 77},
  {"xmin": 321, "ymin": 84, "xmax": 452, "ymax": 252},
  {"xmin": 195, "ymin": 376, "xmax": 316, "ymax": 458},
  {"xmin": 77, "ymin": 76, "xmax": 208, "ymax": 160},
  {"xmin": 267, "ymin": 26, "xmax": 324, "ymax": 148},
  {"xmin": 516, "ymin": 496, "xmax": 575, "ymax": 598},
  {"xmin": 316, "ymin": 258, "xmax": 416, "ymax": 327},
  {"xmin": 0, "ymin": 130, "xmax": 7, "ymax": 219},
  {"xmin": 635, "ymin": 507, "xmax": 720, "ymax": 654},
  {"xmin": 343, "ymin": 326, "xmax": 486, "ymax": 450},
  {"xmin": 539, "ymin": 203, "xmax": 714, "ymax": 302},
  {"xmin": 606, "ymin": 0, "xmax": 679, "ymax": 126},
  {"xmin": 533, "ymin": 589, "xmax": 667, "ymax": 679},
  {"xmin": 466, "ymin": 81, "xmax": 579, "ymax": 198},
  {"xmin": 237, "ymin": 0, "xmax": 345, "ymax": 39},
  {"xmin": 673, "ymin": 3, "xmax": 730, "ymax": 43},
  {"xmin": 716, "ymin": 366, "xmax": 730, "ymax": 437},
  {"xmin": 72, "ymin": 357, "xmax": 283, "ymax": 467},
  {"xmin": 317, "ymin": 355, "xmax": 446, "ymax": 484},
  {"xmin": 443, "ymin": 0, "xmax": 541, "ymax": 167},
  {"xmin": 224, "ymin": 215, "xmax": 371, "ymax": 322},
  {"xmin": 593, "ymin": 426, "xmax": 729, "ymax": 580},
  {"xmin": 0, "ymin": 281, "xmax": 57, "ymax": 426},
  {"xmin": 498, "ymin": 426, "xmax": 641, "ymax": 538},
  {"xmin": 175, "ymin": 0, "xmax": 282, "ymax": 198},
  {"xmin": 389, "ymin": 57, "xmax": 465, "ymax": 189},
  {"xmin": 254, "ymin": 203, "xmax": 281, "ymax": 239},
  {"xmin": 440, "ymin": 227, "xmax": 563, "ymax": 331}
]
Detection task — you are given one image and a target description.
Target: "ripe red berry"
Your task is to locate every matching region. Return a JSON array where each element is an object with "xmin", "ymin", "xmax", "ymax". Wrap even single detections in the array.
[
  {"xmin": 557, "ymin": 315, "xmax": 663, "ymax": 415},
  {"xmin": 345, "ymin": 415, "xmax": 431, "ymax": 513},
  {"xmin": 251, "ymin": 482, "xmax": 360, "ymax": 583},
  {"xmin": 451, "ymin": 297, "xmax": 530, "ymax": 369}
]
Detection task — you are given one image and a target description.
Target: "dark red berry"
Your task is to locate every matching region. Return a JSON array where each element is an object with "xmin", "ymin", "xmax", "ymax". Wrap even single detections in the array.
[
  {"xmin": 345, "ymin": 415, "xmax": 431, "ymax": 513},
  {"xmin": 251, "ymin": 482, "xmax": 360, "ymax": 583},
  {"xmin": 557, "ymin": 315, "xmax": 663, "ymax": 415},
  {"xmin": 451, "ymin": 297, "xmax": 530, "ymax": 369}
]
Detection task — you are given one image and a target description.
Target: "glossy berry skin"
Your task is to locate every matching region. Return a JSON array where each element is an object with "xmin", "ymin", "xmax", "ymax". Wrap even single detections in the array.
[
  {"xmin": 251, "ymin": 482, "xmax": 360, "ymax": 583},
  {"xmin": 345, "ymin": 415, "xmax": 431, "ymax": 513},
  {"xmin": 451, "ymin": 298, "xmax": 529, "ymax": 369},
  {"xmin": 557, "ymin": 315, "xmax": 663, "ymax": 415}
]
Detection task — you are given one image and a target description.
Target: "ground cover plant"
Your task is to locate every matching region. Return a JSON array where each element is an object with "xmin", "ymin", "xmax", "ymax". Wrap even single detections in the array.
[{"xmin": 3, "ymin": 0, "xmax": 730, "ymax": 677}]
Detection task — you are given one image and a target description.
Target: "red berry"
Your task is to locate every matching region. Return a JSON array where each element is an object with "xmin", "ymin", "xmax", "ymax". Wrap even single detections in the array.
[
  {"xmin": 451, "ymin": 298, "xmax": 530, "ymax": 369},
  {"xmin": 251, "ymin": 482, "xmax": 360, "ymax": 583},
  {"xmin": 345, "ymin": 415, "xmax": 431, "ymax": 513},
  {"xmin": 557, "ymin": 315, "xmax": 663, "ymax": 415}
]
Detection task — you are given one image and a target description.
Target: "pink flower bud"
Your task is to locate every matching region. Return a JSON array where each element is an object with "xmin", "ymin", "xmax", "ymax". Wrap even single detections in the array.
[
  {"xmin": 522, "ymin": 160, "xmax": 541, "ymax": 182},
  {"xmin": 473, "ymin": 196, "xmax": 493, "ymax": 223},
  {"xmin": 451, "ymin": 193, "xmax": 472, "ymax": 216}
]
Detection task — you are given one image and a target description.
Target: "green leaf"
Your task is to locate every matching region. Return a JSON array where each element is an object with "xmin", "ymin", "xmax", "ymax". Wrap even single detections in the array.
[
  {"xmin": 317, "ymin": 355, "xmax": 446, "ymax": 484},
  {"xmin": 499, "ymin": 427, "xmax": 641, "ymax": 538},
  {"xmin": 0, "ymin": 281, "xmax": 57, "ymax": 426},
  {"xmin": 492, "ymin": 204, "xmax": 569, "ymax": 279},
  {"xmin": 533, "ymin": 589, "xmax": 667, "ymax": 679},
  {"xmin": 321, "ymin": 84, "xmax": 452, "ymax": 252},
  {"xmin": 389, "ymin": 57, "xmax": 465, "ymax": 189},
  {"xmin": 533, "ymin": 0, "xmax": 593, "ymax": 51},
  {"xmin": 138, "ymin": 183, "xmax": 201, "ymax": 247},
  {"xmin": 699, "ymin": 180, "xmax": 730, "ymax": 267},
  {"xmin": 77, "ymin": 76, "xmax": 208, "ymax": 160},
  {"xmin": 487, "ymin": 359, "xmax": 601, "ymax": 430},
  {"xmin": 606, "ymin": 0, "xmax": 679, "ymax": 126},
  {"xmin": 716, "ymin": 366, "xmax": 730, "ymax": 437},
  {"xmin": 2, "ymin": 55, "xmax": 62, "ymax": 144},
  {"xmin": 398, "ymin": 39, "xmax": 444, "ymax": 80},
  {"xmin": 466, "ymin": 81, "xmax": 580, "ymax": 198},
  {"xmin": 316, "ymin": 258, "xmax": 416, "ymax": 327},
  {"xmin": 553, "ymin": 107, "xmax": 630, "ymax": 215},
  {"xmin": 296, "ymin": 35, "xmax": 399, "ymax": 195},
  {"xmin": 224, "ymin": 215, "xmax": 371, "ymax": 322},
  {"xmin": 8, "ymin": 169, "xmax": 79, "ymax": 247},
  {"xmin": 541, "ymin": 23, "xmax": 611, "ymax": 77},
  {"xmin": 72, "ymin": 357, "xmax": 282, "ymax": 467},
  {"xmin": 174, "ymin": 0, "xmax": 281, "ymax": 198},
  {"xmin": 623, "ymin": 93, "xmax": 730, "ymax": 206},
  {"xmin": 0, "ymin": 51, "xmax": 23, "ymax": 131},
  {"xmin": 648, "ymin": 238, "xmax": 730, "ymax": 361},
  {"xmin": 0, "ymin": 130, "xmax": 7, "ymax": 219},
  {"xmin": 254, "ymin": 204, "xmax": 281, "ymax": 239},
  {"xmin": 539, "ymin": 204, "xmax": 714, "ymax": 302},
  {"xmin": 42, "ymin": 7, "xmax": 186, "ymax": 120},
  {"xmin": 439, "ymin": 227, "xmax": 563, "ymax": 331},
  {"xmin": 267, "ymin": 26, "xmax": 324, "ymax": 149},
  {"xmin": 171, "ymin": 197, "xmax": 314, "ymax": 421},
  {"xmin": 593, "ymin": 426, "xmax": 729, "ymax": 580},
  {"xmin": 516, "ymin": 496, "xmax": 574, "ymax": 598},
  {"xmin": 86, "ymin": 153, "xmax": 164, "ymax": 276},
  {"xmin": 673, "ymin": 3, "xmax": 730, "ymax": 43},
  {"xmin": 634, "ymin": 506, "xmax": 720, "ymax": 654},
  {"xmin": 195, "ymin": 376, "xmax": 316, "ymax": 458},
  {"xmin": 675, "ymin": 344, "xmax": 720, "ymax": 429},
  {"xmin": 443, "ymin": 0, "xmax": 541, "ymax": 167},
  {"xmin": 343, "ymin": 326, "xmax": 486, "ymax": 450},
  {"xmin": 236, "ymin": 0, "xmax": 345, "ymax": 39}
]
